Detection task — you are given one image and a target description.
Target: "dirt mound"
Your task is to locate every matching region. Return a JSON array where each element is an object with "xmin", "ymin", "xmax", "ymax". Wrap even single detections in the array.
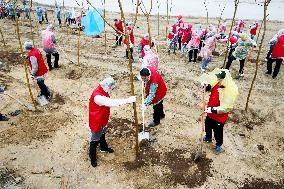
[
  {"xmin": 241, "ymin": 178, "xmax": 284, "ymax": 189},
  {"xmin": 52, "ymin": 93, "xmax": 66, "ymax": 105},
  {"xmin": 66, "ymin": 69, "xmax": 82, "ymax": 80},
  {"xmin": 0, "ymin": 110, "xmax": 70, "ymax": 146},
  {"xmin": 0, "ymin": 49, "xmax": 22, "ymax": 72},
  {"xmin": 229, "ymin": 109, "xmax": 268, "ymax": 130},
  {"xmin": 124, "ymin": 143, "xmax": 212, "ymax": 188}
]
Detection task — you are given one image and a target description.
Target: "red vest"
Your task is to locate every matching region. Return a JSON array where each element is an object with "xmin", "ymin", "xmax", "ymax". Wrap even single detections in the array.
[
  {"xmin": 140, "ymin": 37, "xmax": 151, "ymax": 58},
  {"xmin": 27, "ymin": 48, "xmax": 48, "ymax": 76},
  {"xmin": 271, "ymin": 35, "xmax": 284, "ymax": 58},
  {"xmin": 181, "ymin": 29, "xmax": 191, "ymax": 44},
  {"xmin": 207, "ymin": 83, "xmax": 229, "ymax": 123},
  {"xmin": 115, "ymin": 20, "xmax": 124, "ymax": 34},
  {"xmin": 250, "ymin": 23, "xmax": 258, "ymax": 35},
  {"xmin": 145, "ymin": 67, "xmax": 167, "ymax": 105},
  {"xmin": 168, "ymin": 24, "xmax": 177, "ymax": 40},
  {"xmin": 124, "ymin": 26, "xmax": 134, "ymax": 45},
  {"xmin": 89, "ymin": 85, "xmax": 110, "ymax": 133}
]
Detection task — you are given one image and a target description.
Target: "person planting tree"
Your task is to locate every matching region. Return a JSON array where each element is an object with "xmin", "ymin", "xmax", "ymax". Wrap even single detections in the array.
[
  {"xmin": 199, "ymin": 69, "xmax": 238, "ymax": 154},
  {"xmin": 140, "ymin": 67, "xmax": 167, "ymax": 127},
  {"xmin": 88, "ymin": 77, "xmax": 136, "ymax": 168}
]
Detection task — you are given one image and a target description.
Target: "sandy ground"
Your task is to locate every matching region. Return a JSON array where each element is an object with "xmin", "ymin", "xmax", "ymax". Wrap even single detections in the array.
[{"xmin": 0, "ymin": 6, "xmax": 284, "ymax": 189}]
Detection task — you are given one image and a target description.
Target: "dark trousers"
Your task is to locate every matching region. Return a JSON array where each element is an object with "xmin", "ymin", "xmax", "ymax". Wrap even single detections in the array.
[
  {"xmin": 228, "ymin": 47, "xmax": 235, "ymax": 58},
  {"xmin": 153, "ymin": 100, "xmax": 165, "ymax": 124},
  {"xmin": 116, "ymin": 35, "xmax": 123, "ymax": 46},
  {"xmin": 37, "ymin": 79, "xmax": 50, "ymax": 98},
  {"xmin": 178, "ymin": 36, "xmax": 182, "ymax": 50},
  {"xmin": 44, "ymin": 15, "xmax": 48, "ymax": 23},
  {"xmin": 46, "ymin": 52, "xmax": 59, "ymax": 69},
  {"xmin": 126, "ymin": 47, "xmax": 134, "ymax": 60},
  {"xmin": 225, "ymin": 55, "xmax": 245, "ymax": 74},
  {"xmin": 267, "ymin": 58, "xmax": 282, "ymax": 78},
  {"xmin": 188, "ymin": 49, "xmax": 198, "ymax": 62},
  {"xmin": 89, "ymin": 133, "xmax": 109, "ymax": 164},
  {"xmin": 205, "ymin": 116, "xmax": 225, "ymax": 146},
  {"xmin": 58, "ymin": 18, "xmax": 61, "ymax": 25}
]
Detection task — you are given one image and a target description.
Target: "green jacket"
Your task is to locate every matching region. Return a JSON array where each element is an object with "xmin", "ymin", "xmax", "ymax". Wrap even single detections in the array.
[{"xmin": 233, "ymin": 38, "xmax": 256, "ymax": 60}]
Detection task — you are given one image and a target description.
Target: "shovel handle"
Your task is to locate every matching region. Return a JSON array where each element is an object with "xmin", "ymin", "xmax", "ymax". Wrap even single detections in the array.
[{"xmin": 141, "ymin": 81, "xmax": 145, "ymax": 131}]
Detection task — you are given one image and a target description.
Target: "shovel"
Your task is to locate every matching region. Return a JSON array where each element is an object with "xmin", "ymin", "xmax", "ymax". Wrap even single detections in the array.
[
  {"xmin": 5, "ymin": 93, "xmax": 35, "ymax": 111},
  {"xmin": 194, "ymin": 84, "xmax": 206, "ymax": 161},
  {"xmin": 138, "ymin": 81, "xmax": 150, "ymax": 143}
]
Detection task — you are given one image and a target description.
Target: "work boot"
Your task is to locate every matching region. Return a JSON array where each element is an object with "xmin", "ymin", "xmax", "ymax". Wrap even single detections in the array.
[
  {"xmin": 215, "ymin": 145, "xmax": 222, "ymax": 154},
  {"xmin": 148, "ymin": 120, "xmax": 159, "ymax": 127},
  {"xmin": 203, "ymin": 136, "xmax": 212, "ymax": 143},
  {"xmin": 89, "ymin": 141, "xmax": 99, "ymax": 167},
  {"xmin": 0, "ymin": 114, "xmax": 9, "ymax": 121},
  {"xmin": 99, "ymin": 134, "xmax": 114, "ymax": 153}
]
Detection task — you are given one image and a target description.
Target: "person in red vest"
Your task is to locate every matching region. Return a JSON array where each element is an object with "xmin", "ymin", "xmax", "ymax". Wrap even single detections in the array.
[
  {"xmin": 138, "ymin": 33, "xmax": 153, "ymax": 62},
  {"xmin": 202, "ymin": 70, "xmax": 238, "ymax": 154},
  {"xmin": 140, "ymin": 67, "xmax": 167, "ymax": 127},
  {"xmin": 88, "ymin": 77, "xmax": 136, "ymax": 167},
  {"xmin": 168, "ymin": 22, "xmax": 178, "ymax": 54},
  {"xmin": 113, "ymin": 18, "xmax": 124, "ymax": 47},
  {"xmin": 177, "ymin": 15, "xmax": 184, "ymax": 50},
  {"xmin": 249, "ymin": 21, "xmax": 259, "ymax": 40},
  {"xmin": 123, "ymin": 22, "xmax": 135, "ymax": 60},
  {"xmin": 266, "ymin": 29, "xmax": 284, "ymax": 79},
  {"xmin": 237, "ymin": 19, "xmax": 245, "ymax": 33},
  {"xmin": 24, "ymin": 41, "xmax": 51, "ymax": 99},
  {"xmin": 181, "ymin": 24, "xmax": 192, "ymax": 54}
]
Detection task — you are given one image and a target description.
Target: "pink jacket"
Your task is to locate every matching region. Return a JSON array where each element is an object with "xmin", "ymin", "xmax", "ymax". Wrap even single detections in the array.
[
  {"xmin": 199, "ymin": 36, "xmax": 217, "ymax": 60},
  {"xmin": 186, "ymin": 32, "xmax": 201, "ymax": 49},
  {"xmin": 42, "ymin": 29, "xmax": 56, "ymax": 49},
  {"xmin": 142, "ymin": 51, "xmax": 159, "ymax": 70}
]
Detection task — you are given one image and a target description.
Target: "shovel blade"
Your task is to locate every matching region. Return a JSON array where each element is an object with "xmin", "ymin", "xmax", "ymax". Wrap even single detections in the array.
[
  {"xmin": 138, "ymin": 131, "xmax": 150, "ymax": 143},
  {"xmin": 37, "ymin": 95, "xmax": 49, "ymax": 106}
]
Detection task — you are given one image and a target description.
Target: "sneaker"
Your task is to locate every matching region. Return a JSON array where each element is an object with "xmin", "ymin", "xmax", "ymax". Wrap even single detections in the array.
[
  {"xmin": 203, "ymin": 137, "xmax": 212, "ymax": 143},
  {"xmin": 0, "ymin": 115, "xmax": 9, "ymax": 121},
  {"xmin": 201, "ymin": 68, "xmax": 206, "ymax": 72},
  {"xmin": 215, "ymin": 145, "xmax": 222, "ymax": 154},
  {"xmin": 100, "ymin": 148, "xmax": 114, "ymax": 153},
  {"xmin": 148, "ymin": 121, "xmax": 159, "ymax": 127},
  {"xmin": 272, "ymin": 75, "xmax": 277, "ymax": 79},
  {"xmin": 239, "ymin": 73, "xmax": 244, "ymax": 77}
]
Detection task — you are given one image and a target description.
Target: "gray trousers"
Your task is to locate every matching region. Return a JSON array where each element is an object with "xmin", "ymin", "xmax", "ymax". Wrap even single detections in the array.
[{"xmin": 90, "ymin": 126, "xmax": 107, "ymax": 141}]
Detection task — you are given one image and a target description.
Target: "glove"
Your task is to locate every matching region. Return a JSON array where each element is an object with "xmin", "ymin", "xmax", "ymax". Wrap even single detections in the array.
[
  {"xmin": 140, "ymin": 104, "xmax": 147, "ymax": 111},
  {"xmin": 204, "ymin": 107, "xmax": 212, "ymax": 113},
  {"xmin": 127, "ymin": 96, "xmax": 136, "ymax": 103},
  {"xmin": 201, "ymin": 81, "xmax": 207, "ymax": 87},
  {"xmin": 31, "ymin": 75, "xmax": 35, "ymax": 80},
  {"xmin": 139, "ymin": 58, "xmax": 143, "ymax": 63}
]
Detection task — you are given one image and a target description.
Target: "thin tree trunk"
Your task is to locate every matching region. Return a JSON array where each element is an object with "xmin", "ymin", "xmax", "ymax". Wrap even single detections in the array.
[
  {"xmin": 29, "ymin": 0, "xmax": 35, "ymax": 46},
  {"xmin": 117, "ymin": 0, "xmax": 139, "ymax": 157},
  {"xmin": 157, "ymin": 2, "xmax": 160, "ymax": 53},
  {"xmin": 165, "ymin": 0, "xmax": 169, "ymax": 39},
  {"xmin": 245, "ymin": 0, "xmax": 268, "ymax": 112},
  {"xmin": 104, "ymin": 0, "xmax": 107, "ymax": 53},
  {"xmin": 222, "ymin": 0, "xmax": 239, "ymax": 68},
  {"xmin": 77, "ymin": 8, "xmax": 83, "ymax": 65},
  {"xmin": 13, "ymin": 0, "xmax": 37, "ymax": 110}
]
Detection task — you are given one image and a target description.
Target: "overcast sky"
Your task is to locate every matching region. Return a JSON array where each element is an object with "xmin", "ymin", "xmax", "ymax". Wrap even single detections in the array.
[{"xmin": 34, "ymin": 0, "xmax": 284, "ymax": 21}]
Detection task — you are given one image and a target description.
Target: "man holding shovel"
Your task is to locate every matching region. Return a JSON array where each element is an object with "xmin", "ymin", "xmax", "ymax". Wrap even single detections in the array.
[
  {"xmin": 42, "ymin": 24, "xmax": 60, "ymax": 70},
  {"xmin": 200, "ymin": 69, "xmax": 238, "ymax": 154},
  {"xmin": 24, "ymin": 41, "xmax": 51, "ymax": 100},
  {"xmin": 88, "ymin": 77, "xmax": 136, "ymax": 168},
  {"xmin": 140, "ymin": 67, "xmax": 167, "ymax": 127}
]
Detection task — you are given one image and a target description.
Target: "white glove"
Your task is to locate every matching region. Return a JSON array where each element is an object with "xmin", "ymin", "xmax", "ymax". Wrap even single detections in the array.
[
  {"xmin": 201, "ymin": 81, "xmax": 207, "ymax": 87},
  {"xmin": 204, "ymin": 107, "xmax": 212, "ymax": 113},
  {"xmin": 127, "ymin": 96, "xmax": 136, "ymax": 103},
  {"xmin": 139, "ymin": 58, "xmax": 143, "ymax": 63},
  {"xmin": 140, "ymin": 104, "xmax": 147, "ymax": 111}
]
